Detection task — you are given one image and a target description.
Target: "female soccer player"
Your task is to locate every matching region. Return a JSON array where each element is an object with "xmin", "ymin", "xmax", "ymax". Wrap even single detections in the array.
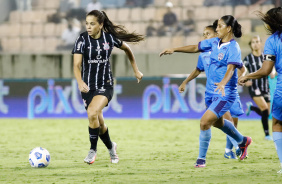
[
  {"xmin": 243, "ymin": 35, "xmax": 272, "ymax": 140},
  {"xmin": 72, "ymin": 10, "xmax": 144, "ymax": 164},
  {"xmin": 239, "ymin": 7, "xmax": 282, "ymax": 174},
  {"xmin": 160, "ymin": 15, "xmax": 252, "ymax": 167},
  {"xmin": 179, "ymin": 21, "xmax": 244, "ymax": 160}
]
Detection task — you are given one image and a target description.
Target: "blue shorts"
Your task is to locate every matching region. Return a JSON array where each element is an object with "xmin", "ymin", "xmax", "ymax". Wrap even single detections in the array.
[
  {"xmin": 230, "ymin": 96, "xmax": 244, "ymax": 118},
  {"xmin": 272, "ymin": 91, "xmax": 282, "ymax": 121},
  {"xmin": 205, "ymin": 94, "xmax": 236, "ymax": 118}
]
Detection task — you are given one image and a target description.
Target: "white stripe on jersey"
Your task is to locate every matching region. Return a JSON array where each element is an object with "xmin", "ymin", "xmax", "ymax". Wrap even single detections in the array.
[
  {"xmin": 87, "ymin": 35, "xmax": 92, "ymax": 89},
  {"xmin": 95, "ymin": 40, "xmax": 100, "ymax": 90},
  {"xmin": 247, "ymin": 56, "xmax": 254, "ymax": 91},
  {"xmin": 251, "ymin": 54, "xmax": 259, "ymax": 90},
  {"xmin": 102, "ymin": 32, "xmax": 108, "ymax": 88},
  {"xmin": 258, "ymin": 56, "xmax": 264, "ymax": 91},
  {"xmin": 109, "ymin": 34, "xmax": 116, "ymax": 85},
  {"xmin": 81, "ymin": 36, "xmax": 85, "ymax": 53}
]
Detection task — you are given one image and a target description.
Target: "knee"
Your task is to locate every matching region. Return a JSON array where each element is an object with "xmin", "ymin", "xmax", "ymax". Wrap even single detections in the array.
[
  {"xmin": 87, "ymin": 109, "xmax": 100, "ymax": 121},
  {"xmin": 200, "ymin": 120, "xmax": 211, "ymax": 130}
]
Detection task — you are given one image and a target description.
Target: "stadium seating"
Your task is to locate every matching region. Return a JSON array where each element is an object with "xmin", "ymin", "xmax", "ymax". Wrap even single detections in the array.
[{"xmin": 0, "ymin": 1, "xmax": 276, "ymax": 54}]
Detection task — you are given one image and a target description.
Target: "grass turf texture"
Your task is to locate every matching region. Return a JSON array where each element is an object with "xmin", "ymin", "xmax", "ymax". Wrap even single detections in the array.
[{"xmin": 0, "ymin": 119, "xmax": 281, "ymax": 184}]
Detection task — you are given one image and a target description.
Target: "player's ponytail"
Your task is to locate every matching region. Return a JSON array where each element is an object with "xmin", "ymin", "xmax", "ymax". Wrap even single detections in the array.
[
  {"xmin": 257, "ymin": 7, "xmax": 282, "ymax": 37},
  {"xmin": 86, "ymin": 10, "xmax": 145, "ymax": 43},
  {"xmin": 221, "ymin": 15, "xmax": 242, "ymax": 38}
]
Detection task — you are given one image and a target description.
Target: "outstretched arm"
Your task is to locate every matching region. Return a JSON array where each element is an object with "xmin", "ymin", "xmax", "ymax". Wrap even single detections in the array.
[
  {"xmin": 120, "ymin": 42, "xmax": 143, "ymax": 83},
  {"xmin": 215, "ymin": 64, "xmax": 236, "ymax": 96},
  {"xmin": 73, "ymin": 54, "xmax": 89, "ymax": 93},
  {"xmin": 179, "ymin": 68, "xmax": 202, "ymax": 93},
  {"xmin": 159, "ymin": 45, "xmax": 199, "ymax": 57},
  {"xmin": 238, "ymin": 61, "xmax": 274, "ymax": 85}
]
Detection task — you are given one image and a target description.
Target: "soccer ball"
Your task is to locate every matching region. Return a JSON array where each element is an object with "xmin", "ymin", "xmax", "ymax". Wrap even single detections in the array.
[{"xmin": 29, "ymin": 147, "xmax": 51, "ymax": 168}]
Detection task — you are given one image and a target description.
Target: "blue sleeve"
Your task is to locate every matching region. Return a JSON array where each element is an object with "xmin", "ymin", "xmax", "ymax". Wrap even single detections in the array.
[
  {"xmin": 196, "ymin": 54, "xmax": 205, "ymax": 71},
  {"xmin": 227, "ymin": 43, "xmax": 243, "ymax": 68},
  {"xmin": 198, "ymin": 38, "xmax": 214, "ymax": 52},
  {"xmin": 264, "ymin": 36, "xmax": 275, "ymax": 56},
  {"xmin": 72, "ymin": 35, "xmax": 85, "ymax": 54}
]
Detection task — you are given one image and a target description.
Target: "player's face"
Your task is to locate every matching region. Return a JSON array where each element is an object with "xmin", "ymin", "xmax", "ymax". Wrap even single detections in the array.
[
  {"xmin": 203, "ymin": 28, "xmax": 216, "ymax": 40},
  {"xmin": 216, "ymin": 19, "xmax": 229, "ymax": 39},
  {"xmin": 86, "ymin": 15, "xmax": 103, "ymax": 38},
  {"xmin": 250, "ymin": 37, "xmax": 262, "ymax": 51}
]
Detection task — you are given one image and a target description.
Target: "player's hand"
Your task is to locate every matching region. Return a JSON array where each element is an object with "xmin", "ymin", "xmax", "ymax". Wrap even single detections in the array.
[
  {"xmin": 245, "ymin": 80, "xmax": 252, "ymax": 87},
  {"xmin": 238, "ymin": 76, "xmax": 249, "ymax": 86},
  {"xmin": 135, "ymin": 70, "xmax": 143, "ymax": 83},
  {"xmin": 159, "ymin": 48, "xmax": 174, "ymax": 57},
  {"xmin": 178, "ymin": 83, "xmax": 186, "ymax": 93},
  {"xmin": 214, "ymin": 82, "xmax": 225, "ymax": 96},
  {"xmin": 78, "ymin": 81, "xmax": 89, "ymax": 93}
]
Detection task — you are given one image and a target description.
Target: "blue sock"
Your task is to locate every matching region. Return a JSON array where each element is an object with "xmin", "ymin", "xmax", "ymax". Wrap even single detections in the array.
[
  {"xmin": 198, "ymin": 129, "xmax": 211, "ymax": 160},
  {"xmin": 226, "ymin": 135, "xmax": 233, "ymax": 151},
  {"xmin": 273, "ymin": 132, "xmax": 282, "ymax": 164},
  {"xmin": 219, "ymin": 119, "xmax": 243, "ymax": 144},
  {"xmin": 227, "ymin": 135, "xmax": 239, "ymax": 149}
]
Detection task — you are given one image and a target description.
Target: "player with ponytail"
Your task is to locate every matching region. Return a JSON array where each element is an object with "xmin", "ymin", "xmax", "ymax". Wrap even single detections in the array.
[
  {"xmin": 160, "ymin": 15, "xmax": 252, "ymax": 167},
  {"xmin": 72, "ymin": 10, "xmax": 144, "ymax": 165}
]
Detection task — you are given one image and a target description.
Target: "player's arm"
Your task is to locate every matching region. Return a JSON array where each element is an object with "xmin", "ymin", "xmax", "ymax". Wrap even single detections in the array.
[
  {"xmin": 215, "ymin": 64, "xmax": 236, "ymax": 96},
  {"xmin": 159, "ymin": 45, "xmax": 199, "ymax": 57},
  {"xmin": 179, "ymin": 68, "xmax": 202, "ymax": 93},
  {"xmin": 119, "ymin": 42, "xmax": 143, "ymax": 83},
  {"xmin": 73, "ymin": 54, "xmax": 89, "ymax": 93},
  {"xmin": 239, "ymin": 60, "xmax": 275, "ymax": 85},
  {"xmin": 237, "ymin": 65, "xmax": 247, "ymax": 78}
]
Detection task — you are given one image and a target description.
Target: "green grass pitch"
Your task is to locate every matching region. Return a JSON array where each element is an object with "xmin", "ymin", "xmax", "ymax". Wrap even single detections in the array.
[{"xmin": 0, "ymin": 119, "xmax": 281, "ymax": 184}]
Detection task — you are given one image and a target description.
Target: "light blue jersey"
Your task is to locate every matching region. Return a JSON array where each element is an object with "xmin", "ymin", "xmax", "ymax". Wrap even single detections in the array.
[
  {"xmin": 264, "ymin": 32, "xmax": 282, "ymax": 120},
  {"xmin": 197, "ymin": 44, "xmax": 244, "ymax": 118},
  {"xmin": 198, "ymin": 37, "xmax": 243, "ymax": 97}
]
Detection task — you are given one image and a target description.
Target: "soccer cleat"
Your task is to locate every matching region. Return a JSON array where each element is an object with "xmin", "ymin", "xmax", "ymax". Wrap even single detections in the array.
[
  {"xmin": 265, "ymin": 135, "xmax": 273, "ymax": 141},
  {"xmin": 224, "ymin": 151, "xmax": 237, "ymax": 159},
  {"xmin": 194, "ymin": 158, "xmax": 206, "ymax": 168},
  {"xmin": 108, "ymin": 142, "xmax": 119, "ymax": 163},
  {"xmin": 84, "ymin": 149, "xmax": 97, "ymax": 164},
  {"xmin": 245, "ymin": 102, "xmax": 253, "ymax": 116},
  {"xmin": 238, "ymin": 136, "xmax": 252, "ymax": 160}
]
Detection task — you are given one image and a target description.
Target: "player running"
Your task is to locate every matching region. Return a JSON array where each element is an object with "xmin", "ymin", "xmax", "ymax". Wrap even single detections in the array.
[
  {"xmin": 160, "ymin": 15, "xmax": 252, "ymax": 167},
  {"xmin": 178, "ymin": 21, "xmax": 245, "ymax": 160},
  {"xmin": 72, "ymin": 10, "xmax": 144, "ymax": 165},
  {"xmin": 239, "ymin": 7, "xmax": 282, "ymax": 174}
]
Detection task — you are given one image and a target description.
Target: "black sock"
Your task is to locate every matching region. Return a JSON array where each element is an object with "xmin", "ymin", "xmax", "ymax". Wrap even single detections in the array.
[
  {"xmin": 261, "ymin": 110, "xmax": 269, "ymax": 136},
  {"xmin": 99, "ymin": 128, "xmax": 112, "ymax": 149},
  {"xmin": 250, "ymin": 106, "xmax": 262, "ymax": 116},
  {"xmin": 89, "ymin": 127, "xmax": 99, "ymax": 151}
]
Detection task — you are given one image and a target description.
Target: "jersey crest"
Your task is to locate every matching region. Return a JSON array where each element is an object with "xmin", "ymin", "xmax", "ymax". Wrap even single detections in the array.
[
  {"xmin": 218, "ymin": 53, "xmax": 224, "ymax": 61},
  {"xmin": 103, "ymin": 42, "xmax": 110, "ymax": 50}
]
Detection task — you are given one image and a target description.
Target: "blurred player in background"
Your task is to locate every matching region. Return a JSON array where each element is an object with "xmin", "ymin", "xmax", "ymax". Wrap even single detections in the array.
[
  {"xmin": 160, "ymin": 15, "xmax": 252, "ymax": 167},
  {"xmin": 243, "ymin": 35, "xmax": 274, "ymax": 141},
  {"xmin": 72, "ymin": 10, "xmax": 144, "ymax": 165},
  {"xmin": 239, "ymin": 7, "xmax": 282, "ymax": 174},
  {"xmin": 178, "ymin": 21, "xmax": 244, "ymax": 160}
]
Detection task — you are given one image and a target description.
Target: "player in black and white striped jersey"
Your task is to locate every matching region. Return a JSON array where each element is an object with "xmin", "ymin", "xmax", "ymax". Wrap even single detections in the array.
[
  {"xmin": 243, "ymin": 35, "xmax": 275, "ymax": 140},
  {"xmin": 72, "ymin": 10, "xmax": 144, "ymax": 165}
]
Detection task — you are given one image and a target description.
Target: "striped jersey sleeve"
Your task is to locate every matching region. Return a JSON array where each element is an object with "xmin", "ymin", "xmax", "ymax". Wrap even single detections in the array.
[{"xmin": 72, "ymin": 34, "xmax": 85, "ymax": 54}]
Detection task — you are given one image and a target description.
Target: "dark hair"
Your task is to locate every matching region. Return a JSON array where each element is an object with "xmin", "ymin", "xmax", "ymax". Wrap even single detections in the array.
[
  {"xmin": 87, "ymin": 10, "xmax": 145, "ymax": 43},
  {"xmin": 257, "ymin": 7, "xmax": 282, "ymax": 37},
  {"xmin": 205, "ymin": 20, "xmax": 218, "ymax": 32},
  {"xmin": 220, "ymin": 15, "xmax": 242, "ymax": 38}
]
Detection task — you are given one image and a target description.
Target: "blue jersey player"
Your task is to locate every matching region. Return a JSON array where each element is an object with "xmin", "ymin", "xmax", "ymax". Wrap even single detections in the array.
[
  {"xmin": 239, "ymin": 7, "xmax": 282, "ymax": 174},
  {"xmin": 179, "ymin": 23, "xmax": 245, "ymax": 160},
  {"xmin": 160, "ymin": 15, "xmax": 252, "ymax": 167}
]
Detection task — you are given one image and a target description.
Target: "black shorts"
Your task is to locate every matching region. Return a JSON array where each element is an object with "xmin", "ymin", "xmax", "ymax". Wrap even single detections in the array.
[
  {"xmin": 248, "ymin": 87, "xmax": 271, "ymax": 103},
  {"xmin": 81, "ymin": 88, "xmax": 113, "ymax": 110}
]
